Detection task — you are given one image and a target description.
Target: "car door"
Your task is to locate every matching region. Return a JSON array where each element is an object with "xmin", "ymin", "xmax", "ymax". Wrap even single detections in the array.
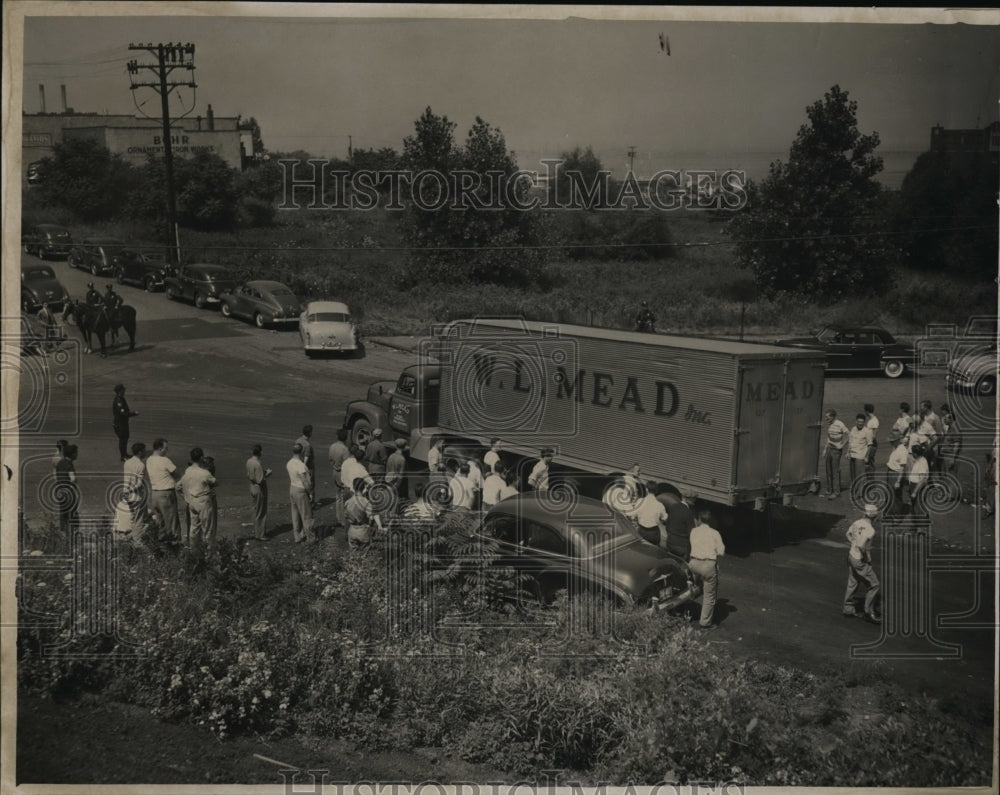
[
  {"xmin": 851, "ymin": 331, "xmax": 882, "ymax": 371},
  {"xmin": 228, "ymin": 286, "xmax": 249, "ymax": 317},
  {"xmin": 825, "ymin": 330, "xmax": 856, "ymax": 371}
]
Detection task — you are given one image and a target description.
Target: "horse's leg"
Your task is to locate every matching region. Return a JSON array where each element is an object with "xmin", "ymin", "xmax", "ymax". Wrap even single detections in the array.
[
  {"xmin": 98, "ymin": 330, "xmax": 107, "ymax": 358},
  {"xmin": 127, "ymin": 319, "xmax": 136, "ymax": 352}
]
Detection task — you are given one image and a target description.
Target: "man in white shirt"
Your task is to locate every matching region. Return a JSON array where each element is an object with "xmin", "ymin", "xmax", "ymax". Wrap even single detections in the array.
[
  {"xmin": 449, "ymin": 462, "xmax": 475, "ymax": 510},
  {"xmin": 843, "ymin": 503, "xmax": 881, "ymax": 623},
  {"xmin": 847, "ymin": 413, "xmax": 874, "ymax": 484},
  {"xmin": 483, "ymin": 438, "xmax": 502, "ymax": 474},
  {"xmin": 466, "ymin": 457, "xmax": 484, "ymax": 509},
  {"xmin": 885, "ymin": 430, "xmax": 909, "ymax": 506},
  {"xmin": 341, "ymin": 445, "xmax": 373, "ymax": 497},
  {"xmin": 528, "ymin": 448, "xmax": 554, "ymax": 492},
  {"xmin": 908, "ymin": 444, "xmax": 930, "ymax": 514},
  {"xmin": 822, "ymin": 410, "xmax": 850, "ymax": 498},
  {"xmin": 688, "ymin": 508, "xmax": 726, "ymax": 630},
  {"xmin": 180, "ymin": 447, "xmax": 217, "ymax": 550},
  {"xmin": 482, "ymin": 464, "xmax": 507, "ymax": 509},
  {"xmin": 633, "ymin": 483, "xmax": 668, "ymax": 547},
  {"xmin": 146, "ymin": 437, "xmax": 182, "ymax": 543},
  {"xmin": 286, "ymin": 443, "xmax": 314, "ymax": 543},
  {"xmin": 891, "ymin": 402, "xmax": 912, "ymax": 438}
]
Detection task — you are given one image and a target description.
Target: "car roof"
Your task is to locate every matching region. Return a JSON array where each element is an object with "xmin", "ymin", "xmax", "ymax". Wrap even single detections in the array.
[
  {"xmin": 22, "ymin": 264, "xmax": 57, "ymax": 274},
  {"xmin": 486, "ymin": 493, "xmax": 615, "ymax": 526},
  {"xmin": 247, "ymin": 280, "xmax": 293, "ymax": 291},
  {"xmin": 304, "ymin": 300, "xmax": 350, "ymax": 314}
]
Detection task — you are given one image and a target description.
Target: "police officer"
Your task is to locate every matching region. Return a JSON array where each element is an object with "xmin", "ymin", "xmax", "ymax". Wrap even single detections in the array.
[
  {"xmin": 85, "ymin": 282, "xmax": 102, "ymax": 307},
  {"xmin": 635, "ymin": 301, "xmax": 656, "ymax": 333},
  {"xmin": 104, "ymin": 283, "xmax": 123, "ymax": 315}
]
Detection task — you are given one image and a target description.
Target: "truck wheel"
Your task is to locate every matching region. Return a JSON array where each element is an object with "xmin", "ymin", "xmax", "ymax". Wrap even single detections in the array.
[
  {"xmin": 883, "ymin": 360, "xmax": 905, "ymax": 379},
  {"xmin": 351, "ymin": 419, "xmax": 374, "ymax": 448}
]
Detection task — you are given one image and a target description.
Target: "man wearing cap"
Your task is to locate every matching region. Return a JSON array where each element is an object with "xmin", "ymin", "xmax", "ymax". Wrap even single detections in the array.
[
  {"xmin": 843, "ymin": 504, "xmax": 881, "ymax": 623},
  {"xmin": 385, "ymin": 439, "xmax": 409, "ymax": 501},
  {"xmin": 287, "ymin": 442, "xmax": 314, "ymax": 543},
  {"xmin": 528, "ymin": 448, "xmax": 554, "ymax": 492},
  {"xmin": 112, "ymin": 384, "xmax": 138, "ymax": 462},
  {"xmin": 364, "ymin": 428, "xmax": 388, "ymax": 477},
  {"xmin": 85, "ymin": 282, "xmax": 102, "ymax": 307}
]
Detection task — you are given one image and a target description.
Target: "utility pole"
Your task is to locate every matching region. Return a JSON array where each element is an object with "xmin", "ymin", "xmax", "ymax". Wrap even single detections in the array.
[{"xmin": 127, "ymin": 42, "xmax": 196, "ymax": 265}]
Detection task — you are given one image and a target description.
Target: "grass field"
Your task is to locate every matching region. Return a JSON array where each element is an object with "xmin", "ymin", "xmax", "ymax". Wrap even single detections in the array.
[{"xmin": 23, "ymin": 198, "xmax": 997, "ymax": 339}]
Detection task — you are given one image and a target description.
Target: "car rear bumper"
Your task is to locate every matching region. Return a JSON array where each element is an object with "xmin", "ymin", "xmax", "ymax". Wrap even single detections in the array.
[
  {"xmin": 304, "ymin": 340, "xmax": 358, "ymax": 351},
  {"xmin": 647, "ymin": 581, "xmax": 702, "ymax": 613}
]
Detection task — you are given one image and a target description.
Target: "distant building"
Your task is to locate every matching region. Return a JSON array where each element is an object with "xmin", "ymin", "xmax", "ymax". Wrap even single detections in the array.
[
  {"xmin": 22, "ymin": 101, "xmax": 255, "ymax": 182},
  {"xmin": 929, "ymin": 121, "xmax": 1000, "ymax": 154}
]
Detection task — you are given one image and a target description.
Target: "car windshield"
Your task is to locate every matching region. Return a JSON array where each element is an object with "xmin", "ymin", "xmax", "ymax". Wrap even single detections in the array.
[
  {"xmin": 24, "ymin": 267, "xmax": 56, "ymax": 280},
  {"xmin": 310, "ymin": 312, "xmax": 349, "ymax": 323}
]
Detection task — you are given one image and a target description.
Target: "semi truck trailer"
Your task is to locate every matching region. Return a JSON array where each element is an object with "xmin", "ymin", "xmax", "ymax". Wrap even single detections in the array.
[{"xmin": 343, "ymin": 318, "xmax": 827, "ymax": 508}]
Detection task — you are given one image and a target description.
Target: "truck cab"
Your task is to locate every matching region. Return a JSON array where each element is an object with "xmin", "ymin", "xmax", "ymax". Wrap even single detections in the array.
[{"xmin": 343, "ymin": 363, "xmax": 441, "ymax": 447}]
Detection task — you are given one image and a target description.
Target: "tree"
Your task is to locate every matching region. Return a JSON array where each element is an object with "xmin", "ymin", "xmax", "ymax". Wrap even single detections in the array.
[
  {"xmin": 399, "ymin": 107, "xmax": 544, "ymax": 287},
  {"xmin": 729, "ymin": 85, "xmax": 889, "ymax": 302},
  {"xmin": 891, "ymin": 149, "xmax": 998, "ymax": 281},
  {"xmin": 549, "ymin": 146, "xmax": 608, "ymax": 208},
  {"xmin": 135, "ymin": 151, "xmax": 241, "ymax": 231},
  {"xmin": 35, "ymin": 137, "xmax": 136, "ymax": 222}
]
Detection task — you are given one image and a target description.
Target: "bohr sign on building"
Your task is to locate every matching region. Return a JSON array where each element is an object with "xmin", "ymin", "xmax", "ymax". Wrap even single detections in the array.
[{"xmin": 62, "ymin": 125, "xmax": 243, "ymax": 169}]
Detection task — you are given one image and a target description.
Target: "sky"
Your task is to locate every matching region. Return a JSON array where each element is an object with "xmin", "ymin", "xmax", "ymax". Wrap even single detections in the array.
[{"xmin": 14, "ymin": 6, "xmax": 1000, "ymax": 180}]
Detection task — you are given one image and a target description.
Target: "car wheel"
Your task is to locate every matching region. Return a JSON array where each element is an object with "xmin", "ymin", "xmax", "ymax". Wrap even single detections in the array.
[
  {"xmin": 194, "ymin": 292, "xmax": 207, "ymax": 309},
  {"xmin": 21, "ymin": 294, "xmax": 34, "ymax": 313},
  {"xmin": 883, "ymin": 360, "xmax": 905, "ymax": 379},
  {"xmin": 351, "ymin": 419, "xmax": 374, "ymax": 449},
  {"xmin": 90, "ymin": 263, "xmax": 99, "ymax": 276},
  {"xmin": 115, "ymin": 268, "xmax": 125, "ymax": 285},
  {"xmin": 976, "ymin": 375, "xmax": 996, "ymax": 397},
  {"xmin": 36, "ymin": 246, "xmax": 46, "ymax": 260},
  {"xmin": 67, "ymin": 254, "xmax": 79, "ymax": 269},
  {"xmin": 165, "ymin": 285, "xmax": 178, "ymax": 301},
  {"xmin": 254, "ymin": 312, "xmax": 265, "ymax": 329},
  {"xmin": 221, "ymin": 302, "xmax": 232, "ymax": 318},
  {"xmin": 144, "ymin": 277, "xmax": 156, "ymax": 293}
]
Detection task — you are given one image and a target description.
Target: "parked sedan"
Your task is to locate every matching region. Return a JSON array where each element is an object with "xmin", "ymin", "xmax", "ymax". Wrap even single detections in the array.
[
  {"xmin": 220, "ymin": 280, "xmax": 301, "ymax": 327},
  {"xmin": 946, "ymin": 343, "xmax": 998, "ymax": 397},
  {"xmin": 21, "ymin": 264, "xmax": 70, "ymax": 312},
  {"xmin": 114, "ymin": 249, "xmax": 174, "ymax": 292},
  {"xmin": 164, "ymin": 264, "xmax": 237, "ymax": 309},
  {"xmin": 299, "ymin": 300, "xmax": 359, "ymax": 355},
  {"xmin": 22, "ymin": 224, "xmax": 73, "ymax": 260},
  {"xmin": 67, "ymin": 237, "xmax": 131, "ymax": 276},
  {"xmin": 476, "ymin": 494, "xmax": 701, "ymax": 612},
  {"xmin": 775, "ymin": 325, "xmax": 915, "ymax": 378}
]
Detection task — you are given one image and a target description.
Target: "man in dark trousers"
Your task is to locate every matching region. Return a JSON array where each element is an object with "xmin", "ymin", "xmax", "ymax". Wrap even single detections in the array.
[
  {"xmin": 112, "ymin": 384, "xmax": 138, "ymax": 462},
  {"xmin": 295, "ymin": 425, "xmax": 316, "ymax": 506},
  {"xmin": 634, "ymin": 301, "xmax": 656, "ymax": 333},
  {"xmin": 663, "ymin": 487, "xmax": 697, "ymax": 559},
  {"xmin": 364, "ymin": 428, "xmax": 388, "ymax": 477}
]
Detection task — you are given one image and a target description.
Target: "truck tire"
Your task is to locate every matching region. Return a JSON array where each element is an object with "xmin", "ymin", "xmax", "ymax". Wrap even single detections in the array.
[
  {"xmin": 883, "ymin": 360, "xmax": 905, "ymax": 379},
  {"xmin": 350, "ymin": 418, "xmax": 374, "ymax": 449}
]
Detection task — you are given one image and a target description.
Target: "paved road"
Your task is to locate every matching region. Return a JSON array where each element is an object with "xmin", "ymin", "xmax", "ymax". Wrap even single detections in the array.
[{"xmin": 11, "ymin": 250, "xmax": 997, "ymax": 711}]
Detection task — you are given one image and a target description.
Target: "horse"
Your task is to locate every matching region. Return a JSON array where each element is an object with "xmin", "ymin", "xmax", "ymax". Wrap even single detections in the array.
[{"xmin": 63, "ymin": 300, "xmax": 137, "ymax": 357}]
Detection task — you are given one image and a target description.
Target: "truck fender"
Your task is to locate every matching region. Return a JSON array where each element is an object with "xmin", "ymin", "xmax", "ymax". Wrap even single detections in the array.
[{"xmin": 344, "ymin": 401, "xmax": 389, "ymax": 439}]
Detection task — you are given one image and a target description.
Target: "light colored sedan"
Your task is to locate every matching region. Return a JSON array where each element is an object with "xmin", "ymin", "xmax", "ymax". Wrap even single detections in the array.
[
  {"xmin": 220, "ymin": 280, "xmax": 301, "ymax": 327},
  {"xmin": 299, "ymin": 300, "xmax": 360, "ymax": 356}
]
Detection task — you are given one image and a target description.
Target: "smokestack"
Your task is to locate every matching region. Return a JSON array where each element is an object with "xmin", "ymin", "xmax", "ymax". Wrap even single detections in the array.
[
  {"xmin": 38, "ymin": 84, "xmax": 46, "ymax": 113},
  {"xmin": 207, "ymin": 103, "xmax": 214, "ymax": 131},
  {"xmin": 60, "ymin": 84, "xmax": 67, "ymax": 113}
]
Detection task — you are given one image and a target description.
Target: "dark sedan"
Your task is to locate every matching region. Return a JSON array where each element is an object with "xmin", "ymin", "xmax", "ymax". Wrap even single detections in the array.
[
  {"xmin": 114, "ymin": 249, "xmax": 174, "ymax": 292},
  {"xmin": 475, "ymin": 494, "xmax": 701, "ymax": 612},
  {"xmin": 21, "ymin": 264, "xmax": 70, "ymax": 312},
  {"xmin": 67, "ymin": 237, "xmax": 131, "ymax": 276},
  {"xmin": 220, "ymin": 280, "xmax": 301, "ymax": 327},
  {"xmin": 23, "ymin": 224, "xmax": 73, "ymax": 260},
  {"xmin": 775, "ymin": 325, "xmax": 915, "ymax": 378},
  {"xmin": 164, "ymin": 263, "xmax": 238, "ymax": 309}
]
